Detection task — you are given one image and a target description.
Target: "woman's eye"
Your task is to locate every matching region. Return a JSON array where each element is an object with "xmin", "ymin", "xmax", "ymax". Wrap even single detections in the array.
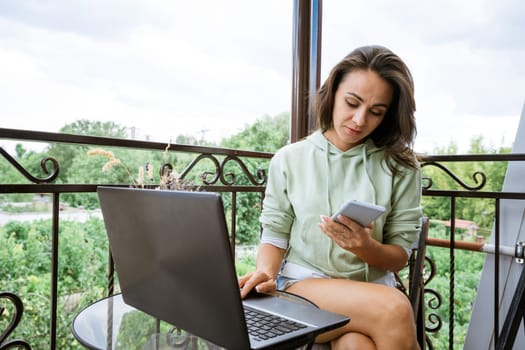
[{"xmin": 346, "ymin": 101, "xmax": 358, "ymax": 108}]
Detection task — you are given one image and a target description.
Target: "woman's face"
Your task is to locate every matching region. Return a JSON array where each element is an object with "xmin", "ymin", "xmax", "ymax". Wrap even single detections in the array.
[{"xmin": 324, "ymin": 69, "xmax": 393, "ymax": 151}]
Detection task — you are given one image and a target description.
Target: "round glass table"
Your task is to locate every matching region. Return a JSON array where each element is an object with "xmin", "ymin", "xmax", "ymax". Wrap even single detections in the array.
[{"xmin": 72, "ymin": 292, "xmax": 319, "ymax": 350}]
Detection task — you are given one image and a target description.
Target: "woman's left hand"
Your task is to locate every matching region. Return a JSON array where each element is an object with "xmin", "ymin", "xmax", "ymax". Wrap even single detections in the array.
[{"xmin": 319, "ymin": 214, "xmax": 373, "ymax": 251}]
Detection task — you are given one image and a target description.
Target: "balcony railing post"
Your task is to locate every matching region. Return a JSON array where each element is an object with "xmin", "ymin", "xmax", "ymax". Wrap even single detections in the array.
[
  {"xmin": 494, "ymin": 197, "xmax": 501, "ymax": 347},
  {"xmin": 50, "ymin": 193, "xmax": 60, "ymax": 350},
  {"xmin": 449, "ymin": 197, "xmax": 456, "ymax": 350},
  {"xmin": 291, "ymin": 0, "xmax": 322, "ymax": 143}
]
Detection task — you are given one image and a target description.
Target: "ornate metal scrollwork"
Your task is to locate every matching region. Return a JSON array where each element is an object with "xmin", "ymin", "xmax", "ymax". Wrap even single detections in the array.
[
  {"xmin": 160, "ymin": 153, "xmax": 267, "ymax": 187},
  {"xmin": 422, "ymin": 255, "xmax": 441, "ymax": 348},
  {"xmin": 424, "ymin": 288, "xmax": 443, "ymax": 332},
  {"xmin": 219, "ymin": 155, "xmax": 267, "ymax": 186},
  {"xmin": 0, "ymin": 292, "xmax": 32, "ymax": 350},
  {"xmin": 421, "ymin": 161, "xmax": 486, "ymax": 191},
  {"xmin": 0, "ymin": 147, "xmax": 59, "ymax": 183}
]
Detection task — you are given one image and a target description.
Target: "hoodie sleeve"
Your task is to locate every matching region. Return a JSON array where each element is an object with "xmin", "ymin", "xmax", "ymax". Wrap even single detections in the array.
[
  {"xmin": 382, "ymin": 164, "xmax": 423, "ymax": 249},
  {"xmin": 259, "ymin": 150, "xmax": 295, "ymax": 241}
]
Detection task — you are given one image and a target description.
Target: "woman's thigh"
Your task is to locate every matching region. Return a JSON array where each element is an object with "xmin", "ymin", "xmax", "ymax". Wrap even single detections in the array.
[{"xmin": 285, "ymin": 278, "xmax": 413, "ymax": 342}]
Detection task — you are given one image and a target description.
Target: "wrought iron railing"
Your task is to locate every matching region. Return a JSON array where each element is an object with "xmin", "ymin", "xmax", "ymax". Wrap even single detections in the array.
[
  {"xmin": 1, "ymin": 127, "xmax": 525, "ymax": 349},
  {"xmin": 0, "ymin": 128, "xmax": 272, "ymax": 349},
  {"xmin": 419, "ymin": 153, "xmax": 525, "ymax": 349}
]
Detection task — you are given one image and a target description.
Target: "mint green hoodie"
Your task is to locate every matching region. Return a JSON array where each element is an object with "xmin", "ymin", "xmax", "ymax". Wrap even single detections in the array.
[{"xmin": 260, "ymin": 130, "xmax": 422, "ymax": 282}]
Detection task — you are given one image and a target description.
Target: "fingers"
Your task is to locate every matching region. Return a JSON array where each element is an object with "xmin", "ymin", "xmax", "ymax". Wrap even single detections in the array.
[
  {"xmin": 319, "ymin": 215, "xmax": 372, "ymax": 250},
  {"xmin": 238, "ymin": 272, "xmax": 258, "ymax": 298},
  {"xmin": 238, "ymin": 272, "xmax": 252, "ymax": 288},
  {"xmin": 319, "ymin": 215, "xmax": 352, "ymax": 236},
  {"xmin": 238, "ymin": 271, "xmax": 276, "ymax": 299},
  {"xmin": 325, "ymin": 214, "xmax": 358, "ymax": 229},
  {"xmin": 256, "ymin": 279, "xmax": 277, "ymax": 293},
  {"xmin": 320, "ymin": 214, "xmax": 371, "ymax": 233}
]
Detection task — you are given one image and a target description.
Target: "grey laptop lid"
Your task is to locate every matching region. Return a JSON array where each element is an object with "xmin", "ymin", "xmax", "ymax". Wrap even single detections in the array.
[{"xmin": 97, "ymin": 186, "xmax": 348, "ymax": 350}]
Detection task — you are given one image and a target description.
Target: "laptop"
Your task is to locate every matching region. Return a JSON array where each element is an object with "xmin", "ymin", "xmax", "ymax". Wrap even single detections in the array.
[{"xmin": 97, "ymin": 186, "xmax": 349, "ymax": 350}]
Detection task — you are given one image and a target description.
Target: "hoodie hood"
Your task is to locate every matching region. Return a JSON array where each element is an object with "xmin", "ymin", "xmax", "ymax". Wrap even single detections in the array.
[{"xmin": 305, "ymin": 130, "xmax": 384, "ymax": 214}]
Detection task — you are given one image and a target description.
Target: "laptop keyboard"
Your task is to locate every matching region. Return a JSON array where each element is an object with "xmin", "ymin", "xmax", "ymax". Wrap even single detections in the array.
[{"xmin": 244, "ymin": 306, "xmax": 308, "ymax": 341}]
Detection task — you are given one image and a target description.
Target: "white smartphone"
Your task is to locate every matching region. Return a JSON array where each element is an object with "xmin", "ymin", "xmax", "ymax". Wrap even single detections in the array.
[{"xmin": 331, "ymin": 199, "xmax": 386, "ymax": 226}]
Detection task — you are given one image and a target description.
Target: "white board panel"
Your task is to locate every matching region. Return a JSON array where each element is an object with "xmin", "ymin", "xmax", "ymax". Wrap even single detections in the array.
[{"xmin": 465, "ymin": 100, "xmax": 525, "ymax": 349}]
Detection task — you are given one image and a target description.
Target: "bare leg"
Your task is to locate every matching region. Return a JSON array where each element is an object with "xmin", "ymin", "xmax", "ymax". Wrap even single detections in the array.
[
  {"xmin": 286, "ymin": 278, "xmax": 419, "ymax": 350},
  {"xmin": 331, "ymin": 332, "xmax": 376, "ymax": 350}
]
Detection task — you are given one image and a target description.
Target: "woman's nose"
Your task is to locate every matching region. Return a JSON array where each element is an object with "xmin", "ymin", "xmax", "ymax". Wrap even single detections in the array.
[{"xmin": 353, "ymin": 107, "xmax": 366, "ymax": 126}]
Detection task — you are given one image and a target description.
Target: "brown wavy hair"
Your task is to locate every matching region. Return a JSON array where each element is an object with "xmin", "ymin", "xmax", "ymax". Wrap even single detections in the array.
[{"xmin": 314, "ymin": 45, "xmax": 417, "ymax": 172}]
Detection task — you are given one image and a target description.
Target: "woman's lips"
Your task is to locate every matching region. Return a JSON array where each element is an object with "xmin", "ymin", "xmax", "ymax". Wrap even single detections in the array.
[{"xmin": 345, "ymin": 126, "xmax": 361, "ymax": 136}]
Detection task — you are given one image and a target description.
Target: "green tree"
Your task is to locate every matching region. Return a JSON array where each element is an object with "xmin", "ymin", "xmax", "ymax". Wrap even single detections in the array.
[
  {"xmin": 64, "ymin": 147, "xmax": 169, "ymax": 208},
  {"xmin": 220, "ymin": 112, "xmax": 290, "ymax": 152},
  {"xmin": 15, "ymin": 143, "xmax": 27, "ymax": 158},
  {"xmin": 170, "ymin": 132, "xmax": 218, "ymax": 148},
  {"xmin": 1, "ymin": 218, "xmax": 109, "ymax": 349},
  {"xmin": 219, "ymin": 113, "xmax": 289, "ymax": 244},
  {"xmin": 47, "ymin": 120, "xmax": 129, "ymax": 183}
]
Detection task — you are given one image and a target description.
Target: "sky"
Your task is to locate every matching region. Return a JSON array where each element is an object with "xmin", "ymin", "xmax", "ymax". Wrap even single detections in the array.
[{"xmin": 1, "ymin": 0, "xmax": 524, "ymax": 154}]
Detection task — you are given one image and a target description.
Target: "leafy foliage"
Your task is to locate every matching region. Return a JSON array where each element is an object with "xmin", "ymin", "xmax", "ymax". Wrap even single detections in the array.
[
  {"xmin": 217, "ymin": 113, "xmax": 289, "ymax": 243},
  {"xmin": 47, "ymin": 120, "xmax": 129, "ymax": 183},
  {"xmin": 235, "ymin": 255, "xmax": 257, "ymax": 277},
  {"xmin": 220, "ymin": 112, "xmax": 290, "ymax": 152},
  {"xmin": 0, "ymin": 218, "xmax": 108, "ymax": 349}
]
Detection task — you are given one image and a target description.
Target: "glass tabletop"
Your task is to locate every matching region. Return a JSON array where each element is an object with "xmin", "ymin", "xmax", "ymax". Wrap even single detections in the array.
[
  {"xmin": 72, "ymin": 292, "xmax": 317, "ymax": 350},
  {"xmin": 71, "ymin": 293, "xmax": 225, "ymax": 350}
]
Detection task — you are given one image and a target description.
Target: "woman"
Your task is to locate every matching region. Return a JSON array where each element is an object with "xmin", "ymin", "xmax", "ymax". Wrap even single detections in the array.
[{"xmin": 239, "ymin": 45, "xmax": 422, "ymax": 350}]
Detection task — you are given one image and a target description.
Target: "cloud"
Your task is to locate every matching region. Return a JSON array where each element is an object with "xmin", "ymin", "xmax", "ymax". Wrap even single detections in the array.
[
  {"xmin": 0, "ymin": 0, "xmax": 293, "ymax": 144},
  {"xmin": 0, "ymin": 0, "xmax": 522, "ymax": 154},
  {"xmin": 0, "ymin": 0, "xmax": 161, "ymax": 38},
  {"xmin": 320, "ymin": 0, "xmax": 524, "ymax": 152}
]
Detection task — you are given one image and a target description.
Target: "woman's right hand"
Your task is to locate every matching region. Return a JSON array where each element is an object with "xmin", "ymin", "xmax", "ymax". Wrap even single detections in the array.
[
  {"xmin": 238, "ymin": 270, "xmax": 277, "ymax": 299},
  {"xmin": 238, "ymin": 243, "xmax": 286, "ymax": 299}
]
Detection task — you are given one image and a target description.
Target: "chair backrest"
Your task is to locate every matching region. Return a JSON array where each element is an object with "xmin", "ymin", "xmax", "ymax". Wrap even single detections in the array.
[
  {"xmin": 408, "ymin": 217, "xmax": 429, "ymax": 349},
  {"xmin": 394, "ymin": 217, "xmax": 429, "ymax": 349},
  {"xmin": 409, "ymin": 217, "xmax": 430, "ymax": 315}
]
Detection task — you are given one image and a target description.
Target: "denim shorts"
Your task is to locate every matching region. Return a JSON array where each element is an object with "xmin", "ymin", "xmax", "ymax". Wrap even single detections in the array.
[
  {"xmin": 275, "ymin": 274, "xmax": 300, "ymax": 291},
  {"xmin": 276, "ymin": 270, "xmax": 396, "ymax": 289}
]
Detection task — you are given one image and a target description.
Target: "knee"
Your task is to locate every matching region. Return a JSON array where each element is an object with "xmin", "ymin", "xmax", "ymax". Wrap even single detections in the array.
[
  {"xmin": 380, "ymin": 288, "xmax": 414, "ymax": 324},
  {"xmin": 331, "ymin": 332, "xmax": 376, "ymax": 350}
]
